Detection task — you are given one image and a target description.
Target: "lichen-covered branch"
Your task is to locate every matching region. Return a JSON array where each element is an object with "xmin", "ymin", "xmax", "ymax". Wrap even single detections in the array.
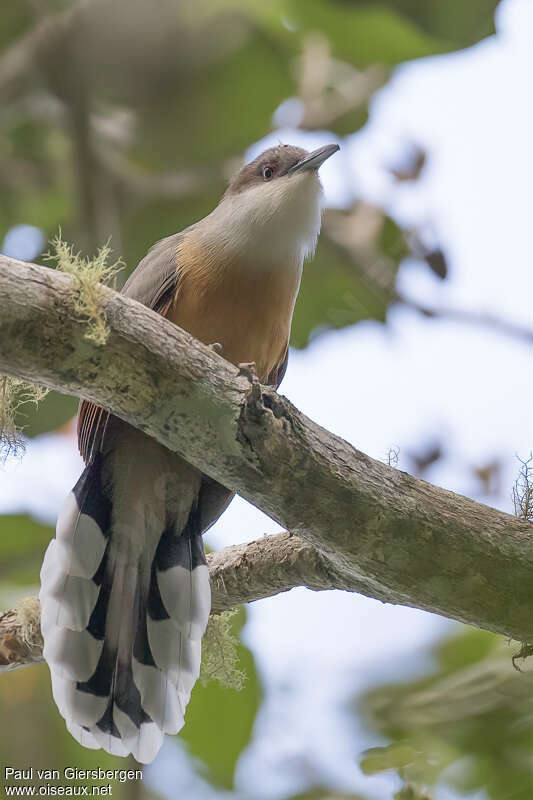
[
  {"xmin": 1, "ymin": 255, "xmax": 533, "ymax": 649},
  {"xmin": 208, "ymin": 531, "xmax": 346, "ymax": 612},
  {"xmin": 0, "ymin": 532, "xmax": 333, "ymax": 671},
  {"xmin": 0, "ymin": 598, "xmax": 43, "ymax": 671}
]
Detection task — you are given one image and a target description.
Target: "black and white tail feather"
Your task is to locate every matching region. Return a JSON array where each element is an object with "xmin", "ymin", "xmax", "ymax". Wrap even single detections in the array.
[{"xmin": 39, "ymin": 448, "xmax": 210, "ymax": 764}]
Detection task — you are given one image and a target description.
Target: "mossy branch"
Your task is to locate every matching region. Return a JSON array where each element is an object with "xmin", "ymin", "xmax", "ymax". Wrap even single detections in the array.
[
  {"xmin": 0, "ymin": 236, "xmax": 121, "ymax": 456},
  {"xmin": 0, "ymin": 597, "xmax": 245, "ymax": 688}
]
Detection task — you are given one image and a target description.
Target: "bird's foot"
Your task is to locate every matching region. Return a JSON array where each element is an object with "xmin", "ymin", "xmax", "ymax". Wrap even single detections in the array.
[
  {"xmin": 238, "ymin": 361, "xmax": 258, "ymax": 381},
  {"xmin": 209, "ymin": 342, "xmax": 223, "ymax": 355}
]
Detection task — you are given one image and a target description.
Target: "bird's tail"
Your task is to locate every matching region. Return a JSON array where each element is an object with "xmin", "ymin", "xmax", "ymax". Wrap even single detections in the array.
[{"xmin": 39, "ymin": 436, "xmax": 210, "ymax": 764}]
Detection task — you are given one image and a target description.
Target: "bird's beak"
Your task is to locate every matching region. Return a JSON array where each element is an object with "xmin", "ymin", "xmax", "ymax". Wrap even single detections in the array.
[{"xmin": 286, "ymin": 143, "xmax": 340, "ymax": 175}]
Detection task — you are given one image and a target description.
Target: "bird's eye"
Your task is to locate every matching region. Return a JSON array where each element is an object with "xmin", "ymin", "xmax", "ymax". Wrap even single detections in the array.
[{"xmin": 262, "ymin": 165, "xmax": 275, "ymax": 181}]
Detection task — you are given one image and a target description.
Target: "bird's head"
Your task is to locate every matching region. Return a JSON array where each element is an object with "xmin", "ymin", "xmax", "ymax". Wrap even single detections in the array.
[
  {"xmin": 226, "ymin": 143, "xmax": 339, "ymax": 196},
  {"xmin": 200, "ymin": 143, "xmax": 339, "ymax": 267}
]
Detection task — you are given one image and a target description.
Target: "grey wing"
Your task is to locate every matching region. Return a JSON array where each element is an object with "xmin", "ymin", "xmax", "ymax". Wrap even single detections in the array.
[
  {"xmin": 77, "ymin": 232, "xmax": 186, "ymax": 461},
  {"xmin": 125, "ymin": 231, "xmax": 236, "ymax": 525},
  {"xmin": 121, "ymin": 232, "xmax": 184, "ymax": 312},
  {"xmin": 267, "ymin": 345, "xmax": 289, "ymax": 389}
]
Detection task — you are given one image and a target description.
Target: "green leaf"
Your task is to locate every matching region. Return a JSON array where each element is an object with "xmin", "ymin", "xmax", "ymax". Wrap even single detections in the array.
[
  {"xmin": 360, "ymin": 743, "xmax": 418, "ymax": 774},
  {"xmin": 285, "ymin": 0, "xmax": 498, "ymax": 68},
  {"xmin": 360, "ymin": 628, "xmax": 533, "ymax": 799},
  {"xmin": 180, "ymin": 606, "xmax": 261, "ymax": 789},
  {"xmin": 437, "ymin": 627, "xmax": 498, "ymax": 671},
  {"xmin": 356, "ymin": 0, "xmax": 499, "ymax": 48},
  {"xmin": 286, "ymin": 0, "xmax": 446, "ymax": 67},
  {"xmin": 291, "ymin": 237, "xmax": 392, "ymax": 348}
]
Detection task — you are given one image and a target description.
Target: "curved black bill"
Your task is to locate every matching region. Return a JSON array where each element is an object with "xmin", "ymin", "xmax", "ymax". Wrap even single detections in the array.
[{"xmin": 286, "ymin": 143, "xmax": 340, "ymax": 175}]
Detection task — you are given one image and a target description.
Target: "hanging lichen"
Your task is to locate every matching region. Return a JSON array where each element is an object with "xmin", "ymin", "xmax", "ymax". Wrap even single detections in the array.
[
  {"xmin": 200, "ymin": 610, "xmax": 245, "ymax": 690},
  {"xmin": 0, "ymin": 376, "xmax": 48, "ymax": 461}
]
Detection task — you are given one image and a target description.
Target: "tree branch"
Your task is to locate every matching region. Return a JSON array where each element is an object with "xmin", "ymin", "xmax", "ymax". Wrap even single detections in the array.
[
  {"xmin": 396, "ymin": 292, "xmax": 533, "ymax": 345},
  {"xmin": 0, "ymin": 255, "xmax": 532, "ymax": 654},
  {"xmin": 0, "ymin": 532, "xmax": 341, "ymax": 671}
]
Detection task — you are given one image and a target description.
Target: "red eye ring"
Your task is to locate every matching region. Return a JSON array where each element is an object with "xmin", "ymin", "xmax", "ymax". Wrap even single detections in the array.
[{"xmin": 263, "ymin": 164, "xmax": 275, "ymax": 180}]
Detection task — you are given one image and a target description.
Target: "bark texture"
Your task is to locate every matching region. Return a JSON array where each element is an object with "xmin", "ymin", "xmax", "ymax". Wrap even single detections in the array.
[{"xmin": 0, "ymin": 254, "xmax": 532, "ymax": 661}]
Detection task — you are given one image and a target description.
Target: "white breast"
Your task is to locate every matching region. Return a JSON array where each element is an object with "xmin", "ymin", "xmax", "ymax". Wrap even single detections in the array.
[{"xmin": 196, "ymin": 170, "xmax": 324, "ymax": 270}]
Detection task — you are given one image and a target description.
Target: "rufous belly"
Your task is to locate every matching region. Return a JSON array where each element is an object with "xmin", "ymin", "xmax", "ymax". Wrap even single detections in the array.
[{"xmin": 168, "ymin": 239, "xmax": 301, "ymax": 383}]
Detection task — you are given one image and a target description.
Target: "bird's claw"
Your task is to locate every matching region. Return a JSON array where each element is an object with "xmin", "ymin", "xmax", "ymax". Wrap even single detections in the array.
[
  {"xmin": 209, "ymin": 342, "xmax": 223, "ymax": 354},
  {"xmin": 237, "ymin": 361, "xmax": 258, "ymax": 380}
]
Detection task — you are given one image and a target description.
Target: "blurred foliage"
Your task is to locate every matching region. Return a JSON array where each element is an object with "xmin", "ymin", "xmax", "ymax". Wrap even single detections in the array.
[
  {"xmin": 181, "ymin": 605, "xmax": 261, "ymax": 789},
  {"xmin": 0, "ymin": 665, "xmax": 149, "ymax": 797},
  {"xmin": 0, "ymin": 514, "xmax": 53, "ymax": 587},
  {"xmin": 287, "ymin": 790, "xmax": 370, "ymax": 800},
  {"xmin": 366, "ymin": 0, "xmax": 500, "ymax": 44},
  {"xmin": 0, "ymin": 0, "xmax": 498, "ymax": 432},
  {"xmin": 359, "ymin": 627, "xmax": 533, "ymax": 799},
  {"xmin": 15, "ymin": 391, "xmax": 78, "ymax": 438}
]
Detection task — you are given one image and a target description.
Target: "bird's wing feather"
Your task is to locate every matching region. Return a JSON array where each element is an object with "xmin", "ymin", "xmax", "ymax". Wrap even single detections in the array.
[
  {"xmin": 78, "ymin": 227, "xmax": 290, "ymax": 459},
  {"xmin": 120, "ymin": 233, "xmax": 185, "ymax": 312},
  {"xmin": 267, "ymin": 344, "xmax": 289, "ymax": 389},
  {"xmin": 77, "ymin": 234, "xmax": 184, "ymax": 462}
]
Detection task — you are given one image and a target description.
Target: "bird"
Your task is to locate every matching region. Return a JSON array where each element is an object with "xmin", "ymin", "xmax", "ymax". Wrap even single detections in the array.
[{"xmin": 39, "ymin": 141, "xmax": 340, "ymax": 763}]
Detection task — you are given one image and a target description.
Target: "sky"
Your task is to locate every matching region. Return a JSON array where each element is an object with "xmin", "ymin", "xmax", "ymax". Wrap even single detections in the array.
[{"xmin": 1, "ymin": 0, "xmax": 532, "ymax": 798}]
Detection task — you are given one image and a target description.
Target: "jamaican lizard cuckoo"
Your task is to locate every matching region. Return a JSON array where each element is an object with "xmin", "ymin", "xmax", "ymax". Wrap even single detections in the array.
[{"xmin": 39, "ymin": 142, "xmax": 339, "ymax": 762}]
